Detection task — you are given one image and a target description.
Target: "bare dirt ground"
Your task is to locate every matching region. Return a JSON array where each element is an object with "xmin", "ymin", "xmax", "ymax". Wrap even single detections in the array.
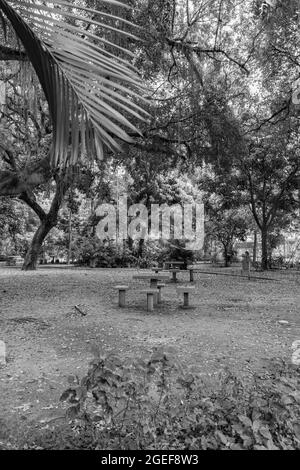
[{"xmin": 0, "ymin": 265, "xmax": 299, "ymax": 444}]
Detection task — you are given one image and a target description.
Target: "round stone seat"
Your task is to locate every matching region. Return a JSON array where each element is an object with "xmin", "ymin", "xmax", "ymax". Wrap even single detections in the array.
[
  {"xmin": 114, "ymin": 285, "xmax": 129, "ymax": 307},
  {"xmin": 177, "ymin": 286, "xmax": 195, "ymax": 308},
  {"xmin": 140, "ymin": 289, "xmax": 159, "ymax": 312},
  {"xmin": 156, "ymin": 283, "xmax": 166, "ymax": 303}
]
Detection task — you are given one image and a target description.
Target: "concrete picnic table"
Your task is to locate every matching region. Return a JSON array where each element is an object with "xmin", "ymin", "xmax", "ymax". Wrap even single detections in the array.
[
  {"xmin": 132, "ymin": 272, "xmax": 170, "ymax": 307},
  {"xmin": 6, "ymin": 256, "xmax": 24, "ymax": 266},
  {"xmin": 187, "ymin": 264, "xmax": 202, "ymax": 282},
  {"xmin": 151, "ymin": 267, "xmax": 165, "ymax": 273},
  {"xmin": 163, "ymin": 260, "xmax": 185, "ymax": 270},
  {"xmin": 132, "ymin": 272, "xmax": 170, "ymax": 288},
  {"xmin": 168, "ymin": 268, "xmax": 181, "ymax": 283}
]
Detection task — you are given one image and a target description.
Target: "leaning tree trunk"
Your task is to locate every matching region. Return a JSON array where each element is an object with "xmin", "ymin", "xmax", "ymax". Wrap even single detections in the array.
[
  {"xmin": 261, "ymin": 225, "xmax": 269, "ymax": 271},
  {"xmin": 0, "ymin": 152, "xmax": 72, "ymax": 270},
  {"xmin": 22, "ymin": 217, "xmax": 56, "ymax": 270},
  {"xmin": 22, "ymin": 176, "xmax": 70, "ymax": 271}
]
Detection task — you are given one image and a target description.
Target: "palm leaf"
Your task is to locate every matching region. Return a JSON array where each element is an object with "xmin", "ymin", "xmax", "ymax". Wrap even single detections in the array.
[{"xmin": 0, "ymin": 0, "xmax": 147, "ymax": 167}]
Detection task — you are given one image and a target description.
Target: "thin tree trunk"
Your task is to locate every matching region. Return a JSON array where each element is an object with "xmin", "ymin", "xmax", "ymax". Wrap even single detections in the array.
[
  {"xmin": 67, "ymin": 209, "xmax": 72, "ymax": 264},
  {"xmin": 138, "ymin": 238, "xmax": 144, "ymax": 257},
  {"xmin": 261, "ymin": 225, "xmax": 268, "ymax": 271},
  {"xmin": 253, "ymin": 230, "xmax": 257, "ymax": 264},
  {"xmin": 223, "ymin": 244, "xmax": 229, "ymax": 267}
]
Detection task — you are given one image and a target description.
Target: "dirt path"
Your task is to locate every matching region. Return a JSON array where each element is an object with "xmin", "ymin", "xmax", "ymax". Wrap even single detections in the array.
[{"xmin": 0, "ymin": 266, "xmax": 299, "ymax": 440}]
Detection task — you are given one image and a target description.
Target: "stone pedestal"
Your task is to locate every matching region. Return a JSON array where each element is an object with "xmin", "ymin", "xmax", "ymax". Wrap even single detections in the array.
[{"xmin": 0, "ymin": 341, "xmax": 6, "ymax": 366}]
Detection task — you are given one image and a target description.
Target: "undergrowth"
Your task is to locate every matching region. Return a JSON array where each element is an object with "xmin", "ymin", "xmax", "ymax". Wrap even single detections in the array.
[{"xmin": 5, "ymin": 348, "xmax": 300, "ymax": 450}]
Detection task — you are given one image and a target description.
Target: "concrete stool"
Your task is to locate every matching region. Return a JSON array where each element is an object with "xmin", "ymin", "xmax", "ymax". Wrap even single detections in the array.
[
  {"xmin": 177, "ymin": 286, "xmax": 195, "ymax": 309},
  {"xmin": 150, "ymin": 279, "xmax": 163, "ymax": 305},
  {"xmin": 141, "ymin": 289, "xmax": 158, "ymax": 312},
  {"xmin": 170, "ymin": 269, "xmax": 180, "ymax": 283},
  {"xmin": 0, "ymin": 340, "xmax": 6, "ymax": 367},
  {"xmin": 157, "ymin": 283, "xmax": 165, "ymax": 304},
  {"xmin": 114, "ymin": 285, "xmax": 129, "ymax": 307},
  {"xmin": 189, "ymin": 268, "xmax": 195, "ymax": 282}
]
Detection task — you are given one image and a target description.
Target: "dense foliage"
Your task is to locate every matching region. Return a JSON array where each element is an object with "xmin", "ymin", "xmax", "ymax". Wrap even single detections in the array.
[
  {"xmin": 0, "ymin": 0, "xmax": 299, "ymax": 269},
  {"xmin": 5, "ymin": 349, "xmax": 300, "ymax": 450}
]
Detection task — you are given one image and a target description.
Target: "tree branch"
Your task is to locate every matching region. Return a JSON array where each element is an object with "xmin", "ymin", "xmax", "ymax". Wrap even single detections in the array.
[
  {"xmin": 166, "ymin": 38, "xmax": 250, "ymax": 74},
  {"xmin": 19, "ymin": 190, "xmax": 47, "ymax": 221},
  {"xmin": 0, "ymin": 156, "xmax": 52, "ymax": 196},
  {"xmin": 249, "ymin": 100, "xmax": 291, "ymax": 133}
]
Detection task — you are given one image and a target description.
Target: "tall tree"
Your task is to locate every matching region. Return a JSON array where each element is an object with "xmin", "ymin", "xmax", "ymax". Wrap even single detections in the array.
[{"xmin": 0, "ymin": 0, "xmax": 146, "ymax": 269}]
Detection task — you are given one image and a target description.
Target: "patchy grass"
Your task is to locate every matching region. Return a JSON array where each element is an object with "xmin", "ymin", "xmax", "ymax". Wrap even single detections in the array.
[{"xmin": 0, "ymin": 265, "xmax": 299, "ymax": 447}]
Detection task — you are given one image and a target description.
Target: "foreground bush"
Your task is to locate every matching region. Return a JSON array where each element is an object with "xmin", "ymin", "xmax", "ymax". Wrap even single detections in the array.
[{"xmin": 10, "ymin": 349, "xmax": 300, "ymax": 450}]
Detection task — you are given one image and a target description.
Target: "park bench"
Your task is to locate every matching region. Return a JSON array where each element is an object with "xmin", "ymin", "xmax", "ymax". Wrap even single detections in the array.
[
  {"xmin": 133, "ymin": 273, "xmax": 170, "ymax": 288},
  {"xmin": 177, "ymin": 286, "xmax": 195, "ymax": 308},
  {"xmin": 6, "ymin": 256, "xmax": 23, "ymax": 266},
  {"xmin": 151, "ymin": 267, "xmax": 165, "ymax": 274},
  {"xmin": 187, "ymin": 265, "xmax": 202, "ymax": 282},
  {"xmin": 114, "ymin": 285, "xmax": 129, "ymax": 307},
  {"xmin": 187, "ymin": 260, "xmax": 214, "ymax": 282}
]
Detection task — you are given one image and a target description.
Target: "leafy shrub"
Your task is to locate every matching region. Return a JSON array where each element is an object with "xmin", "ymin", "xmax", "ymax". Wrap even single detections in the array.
[
  {"xmin": 135, "ymin": 239, "xmax": 197, "ymax": 269},
  {"xmin": 10, "ymin": 351, "xmax": 300, "ymax": 450},
  {"xmin": 72, "ymin": 235, "xmax": 199, "ymax": 269},
  {"xmin": 74, "ymin": 237, "xmax": 168, "ymax": 269},
  {"xmin": 73, "ymin": 238, "xmax": 138, "ymax": 268},
  {"xmin": 134, "ymin": 241, "xmax": 166, "ymax": 268},
  {"xmin": 159, "ymin": 239, "xmax": 196, "ymax": 268},
  {"xmin": 56, "ymin": 351, "xmax": 300, "ymax": 450}
]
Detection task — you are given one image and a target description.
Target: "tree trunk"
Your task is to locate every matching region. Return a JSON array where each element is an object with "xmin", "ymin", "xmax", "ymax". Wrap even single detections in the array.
[
  {"xmin": 223, "ymin": 245, "xmax": 229, "ymax": 267},
  {"xmin": 253, "ymin": 230, "xmax": 257, "ymax": 264},
  {"xmin": 127, "ymin": 237, "xmax": 133, "ymax": 250},
  {"xmin": 66, "ymin": 209, "xmax": 72, "ymax": 264},
  {"xmin": 261, "ymin": 225, "xmax": 268, "ymax": 271},
  {"xmin": 22, "ymin": 218, "xmax": 55, "ymax": 270},
  {"xmin": 22, "ymin": 175, "xmax": 70, "ymax": 270},
  {"xmin": 137, "ymin": 238, "xmax": 144, "ymax": 257}
]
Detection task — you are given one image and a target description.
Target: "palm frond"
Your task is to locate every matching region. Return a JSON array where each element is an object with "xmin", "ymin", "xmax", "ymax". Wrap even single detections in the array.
[{"xmin": 0, "ymin": 0, "xmax": 147, "ymax": 167}]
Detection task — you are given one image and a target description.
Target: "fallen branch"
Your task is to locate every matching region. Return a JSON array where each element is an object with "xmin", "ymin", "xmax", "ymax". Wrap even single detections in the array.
[{"xmin": 74, "ymin": 305, "xmax": 87, "ymax": 316}]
